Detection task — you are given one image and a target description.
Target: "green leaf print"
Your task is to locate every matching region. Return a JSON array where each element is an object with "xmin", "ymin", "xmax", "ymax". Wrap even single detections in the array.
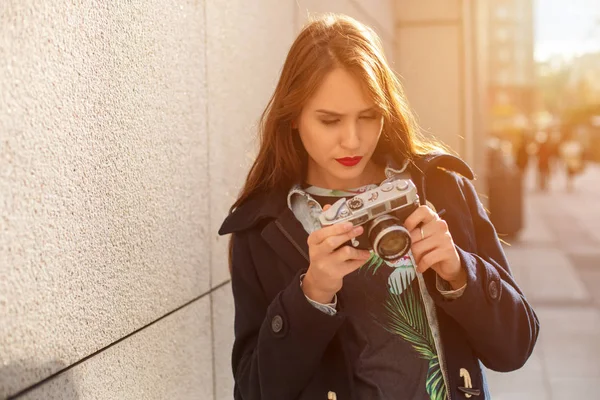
[
  {"xmin": 363, "ymin": 253, "xmax": 447, "ymax": 400},
  {"xmin": 384, "ymin": 275, "xmax": 435, "ymax": 360},
  {"xmin": 359, "ymin": 251, "xmax": 385, "ymax": 275},
  {"xmin": 426, "ymin": 357, "xmax": 447, "ymax": 400},
  {"xmin": 329, "ymin": 189, "xmax": 355, "ymax": 196}
]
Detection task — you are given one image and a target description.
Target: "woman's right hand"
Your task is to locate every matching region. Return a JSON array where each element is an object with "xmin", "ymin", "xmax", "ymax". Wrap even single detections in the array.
[{"xmin": 302, "ymin": 205, "xmax": 371, "ymax": 304}]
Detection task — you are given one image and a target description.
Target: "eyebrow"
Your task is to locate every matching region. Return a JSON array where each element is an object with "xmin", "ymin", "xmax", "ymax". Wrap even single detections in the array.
[{"xmin": 315, "ymin": 107, "xmax": 376, "ymax": 117}]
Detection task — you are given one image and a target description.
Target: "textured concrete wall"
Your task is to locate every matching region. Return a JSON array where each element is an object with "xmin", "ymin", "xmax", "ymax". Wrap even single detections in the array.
[
  {"xmin": 296, "ymin": 0, "xmax": 396, "ymax": 62},
  {"xmin": 0, "ymin": 1, "xmax": 394, "ymax": 399}
]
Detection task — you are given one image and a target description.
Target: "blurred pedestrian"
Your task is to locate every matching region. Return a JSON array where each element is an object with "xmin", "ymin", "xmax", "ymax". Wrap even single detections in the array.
[
  {"xmin": 515, "ymin": 132, "xmax": 530, "ymax": 179},
  {"xmin": 548, "ymin": 130, "xmax": 562, "ymax": 172},
  {"xmin": 535, "ymin": 131, "xmax": 552, "ymax": 191},
  {"xmin": 559, "ymin": 129, "xmax": 585, "ymax": 192}
]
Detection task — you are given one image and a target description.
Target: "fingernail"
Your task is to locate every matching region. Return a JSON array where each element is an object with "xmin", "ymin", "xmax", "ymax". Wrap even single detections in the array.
[
  {"xmin": 344, "ymin": 222, "xmax": 354, "ymax": 230},
  {"xmin": 352, "ymin": 226, "xmax": 363, "ymax": 235}
]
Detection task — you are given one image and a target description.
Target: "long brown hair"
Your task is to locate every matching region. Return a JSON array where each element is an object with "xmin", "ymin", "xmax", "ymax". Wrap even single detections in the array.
[{"xmin": 227, "ymin": 14, "xmax": 445, "ymax": 264}]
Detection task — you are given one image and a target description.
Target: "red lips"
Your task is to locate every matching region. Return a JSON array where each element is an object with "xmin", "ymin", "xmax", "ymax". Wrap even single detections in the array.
[{"xmin": 335, "ymin": 156, "xmax": 362, "ymax": 167}]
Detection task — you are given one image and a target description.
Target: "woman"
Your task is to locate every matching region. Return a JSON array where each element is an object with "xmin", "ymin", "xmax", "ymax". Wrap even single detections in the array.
[{"xmin": 219, "ymin": 14, "xmax": 539, "ymax": 400}]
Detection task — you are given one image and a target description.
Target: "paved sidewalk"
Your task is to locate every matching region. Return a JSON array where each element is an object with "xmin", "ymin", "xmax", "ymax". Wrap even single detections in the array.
[{"xmin": 485, "ymin": 162, "xmax": 600, "ymax": 399}]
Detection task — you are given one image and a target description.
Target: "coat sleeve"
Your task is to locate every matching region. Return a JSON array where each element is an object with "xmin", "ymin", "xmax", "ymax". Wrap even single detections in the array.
[
  {"xmin": 426, "ymin": 174, "xmax": 540, "ymax": 372},
  {"xmin": 229, "ymin": 231, "xmax": 347, "ymax": 400}
]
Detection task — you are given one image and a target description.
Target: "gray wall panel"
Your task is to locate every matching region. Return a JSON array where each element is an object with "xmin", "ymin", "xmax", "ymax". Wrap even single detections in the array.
[
  {"xmin": 207, "ymin": 0, "xmax": 295, "ymax": 288},
  {"xmin": 0, "ymin": 1, "xmax": 209, "ymax": 396}
]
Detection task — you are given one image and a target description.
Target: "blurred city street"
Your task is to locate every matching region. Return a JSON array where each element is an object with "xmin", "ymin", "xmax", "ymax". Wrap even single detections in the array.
[{"xmin": 486, "ymin": 162, "xmax": 600, "ymax": 399}]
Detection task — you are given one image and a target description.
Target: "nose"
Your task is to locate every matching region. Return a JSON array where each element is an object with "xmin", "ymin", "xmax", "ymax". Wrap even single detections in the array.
[{"xmin": 340, "ymin": 121, "xmax": 360, "ymax": 150}]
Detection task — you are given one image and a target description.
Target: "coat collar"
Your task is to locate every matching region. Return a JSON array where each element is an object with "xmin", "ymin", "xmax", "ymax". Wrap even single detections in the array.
[
  {"xmin": 217, "ymin": 187, "xmax": 287, "ymax": 236},
  {"xmin": 218, "ymin": 187, "xmax": 311, "ymax": 275},
  {"xmin": 410, "ymin": 152, "xmax": 474, "ymax": 180}
]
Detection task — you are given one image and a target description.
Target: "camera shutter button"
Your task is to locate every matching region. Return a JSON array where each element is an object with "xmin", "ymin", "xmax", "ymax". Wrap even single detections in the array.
[
  {"xmin": 380, "ymin": 182, "xmax": 393, "ymax": 192},
  {"xmin": 396, "ymin": 180, "xmax": 409, "ymax": 191}
]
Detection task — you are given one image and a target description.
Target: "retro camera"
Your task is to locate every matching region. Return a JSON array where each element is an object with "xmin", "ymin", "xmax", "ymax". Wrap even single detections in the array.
[{"xmin": 318, "ymin": 178, "xmax": 420, "ymax": 262}]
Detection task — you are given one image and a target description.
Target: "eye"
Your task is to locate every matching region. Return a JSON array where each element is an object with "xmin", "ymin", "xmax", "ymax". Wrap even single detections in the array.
[{"xmin": 321, "ymin": 119, "xmax": 340, "ymax": 126}]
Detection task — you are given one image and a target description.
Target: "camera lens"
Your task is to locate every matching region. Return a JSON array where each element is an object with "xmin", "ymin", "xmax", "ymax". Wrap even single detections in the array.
[
  {"xmin": 378, "ymin": 230, "xmax": 409, "ymax": 257},
  {"xmin": 367, "ymin": 215, "xmax": 411, "ymax": 262}
]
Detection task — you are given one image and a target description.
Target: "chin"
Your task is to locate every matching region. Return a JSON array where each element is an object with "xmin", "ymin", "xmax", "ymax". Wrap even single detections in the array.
[{"xmin": 332, "ymin": 164, "xmax": 367, "ymax": 178}]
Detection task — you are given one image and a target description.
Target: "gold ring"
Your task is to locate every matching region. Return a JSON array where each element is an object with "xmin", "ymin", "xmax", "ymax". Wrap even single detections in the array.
[{"xmin": 420, "ymin": 226, "xmax": 425, "ymax": 240}]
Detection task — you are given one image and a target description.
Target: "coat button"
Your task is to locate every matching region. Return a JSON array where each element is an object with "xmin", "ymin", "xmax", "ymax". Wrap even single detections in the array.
[
  {"xmin": 271, "ymin": 315, "xmax": 284, "ymax": 333},
  {"xmin": 489, "ymin": 280, "xmax": 499, "ymax": 300}
]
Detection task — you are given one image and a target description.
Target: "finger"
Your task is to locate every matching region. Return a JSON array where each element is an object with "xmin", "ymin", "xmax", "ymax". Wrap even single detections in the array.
[
  {"xmin": 318, "ymin": 225, "xmax": 364, "ymax": 254},
  {"xmin": 416, "ymin": 248, "xmax": 449, "ymax": 273},
  {"xmin": 403, "ymin": 205, "xmax": 437, "ymax": 232},
  {"xmin": 409, "ymin": 227, "xmax": 421, "ymax": 245},
  {"xmin": 411, "ymin": 235, "xmax": 443, "ymax": 264},
  {"xmin": 323, "ymin": 204, "xmax": 332, "ymax": 211},
  {"xmin": 409, "ymin": 224, "xmax": 430, "ymax": 245},
  {"xmin": 308, "ymin": 222, "xmax": 354, "ymax": 246},
  {"xmin": 331, "ymin": 244, "xmax": 371, "ymax": 264},
  {"xmin": 409, "ymin": 218, "xmax": 446, "ymax": 244},
  {"xmin": 340, "ymin": 257, "xmax": 371, "ymax": 276}
]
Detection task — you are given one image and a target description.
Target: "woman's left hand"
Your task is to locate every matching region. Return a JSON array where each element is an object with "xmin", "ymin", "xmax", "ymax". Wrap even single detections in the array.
[{"xmin": 404, "ymin": 205, "xmax": 467, "ymax": 289}]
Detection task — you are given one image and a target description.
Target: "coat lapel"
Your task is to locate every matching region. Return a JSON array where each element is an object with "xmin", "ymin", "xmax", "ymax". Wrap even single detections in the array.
[{"xmin": 260, "ymin": 206, "xmax": 311, "ymax": 275}]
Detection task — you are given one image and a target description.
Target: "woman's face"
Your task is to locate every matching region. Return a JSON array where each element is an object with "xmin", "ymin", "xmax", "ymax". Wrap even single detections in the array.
[{"xmin": 296, "ymin": 68, "xmax": 384, "ymax": 190}]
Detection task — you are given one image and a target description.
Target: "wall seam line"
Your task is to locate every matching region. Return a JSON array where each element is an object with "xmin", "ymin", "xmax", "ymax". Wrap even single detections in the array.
[
  {"xmin": 202, "ymin": 1, "xmax": 217, "ymax": 399},
  {"xmin": 348, "ymin": 0, "xmax": 395, "ymax": 42},
  {"xmin": 7, "ymin": 280, "xmax": 232, "ymax": 400}
]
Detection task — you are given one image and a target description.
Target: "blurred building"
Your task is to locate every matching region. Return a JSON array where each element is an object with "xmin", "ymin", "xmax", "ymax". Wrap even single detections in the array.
[
  {"xmin": 536, "ymin": 51, "xmax": 600, "ymax": 159},
  {"xmin": 564, "ymin": 52, "xmax": 600, "ymax": 161},
  {"xmin": 394, "ymin": 0, "xmax": 490, "ymax": 186},
  {"xmin": 487, "ymin": 0, "xmax": 536, "ymax": 136},
  {"xmin": 565, "ymin": 52, "xmax": 600, "ymax": 107}
]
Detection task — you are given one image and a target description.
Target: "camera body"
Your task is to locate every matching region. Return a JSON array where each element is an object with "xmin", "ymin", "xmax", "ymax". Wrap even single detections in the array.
[{"xmin": 319, "ymin": 178, "xmax": 420, "ymax": 261}]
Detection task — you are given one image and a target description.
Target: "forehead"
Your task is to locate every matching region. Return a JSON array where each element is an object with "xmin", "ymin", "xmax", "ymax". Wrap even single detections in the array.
[{"xmin": 305, "ymin": 68, "xmax": 374, "ymax": 112}]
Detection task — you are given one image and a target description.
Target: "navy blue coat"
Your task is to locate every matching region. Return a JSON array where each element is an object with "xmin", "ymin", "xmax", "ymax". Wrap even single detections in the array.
[{"xmin": 218, "ymin": 153, "xmax": 540, "ymax": 400}]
